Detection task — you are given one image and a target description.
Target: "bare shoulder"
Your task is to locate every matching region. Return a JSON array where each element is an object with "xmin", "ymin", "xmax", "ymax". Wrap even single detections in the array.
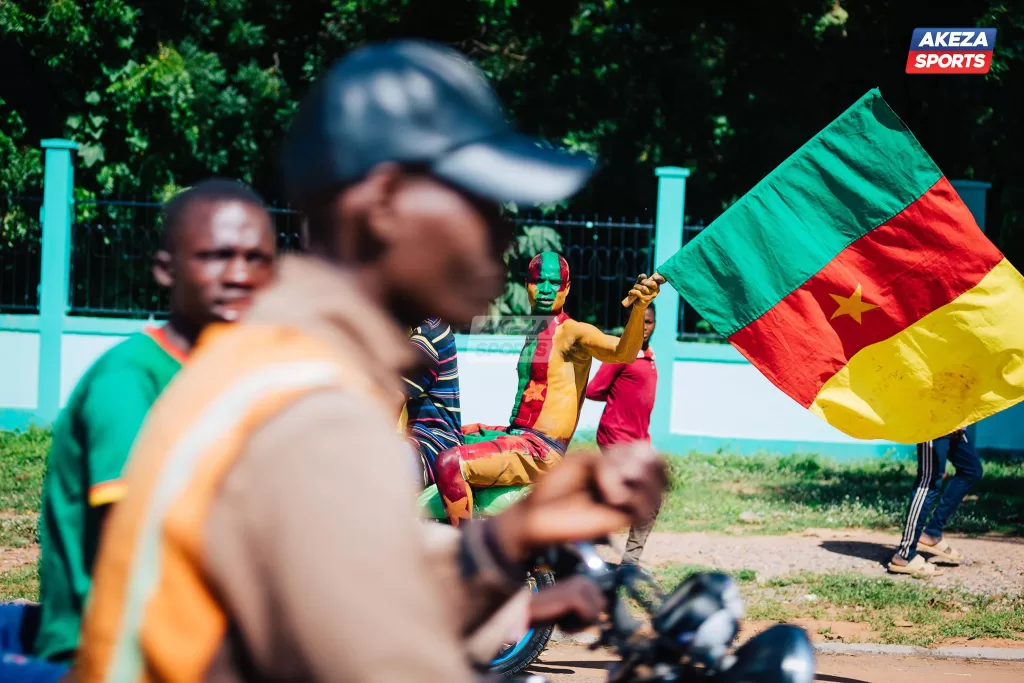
[
  {"xmin": 562, "ymin": 318, "xmax": 601, "ymax": 341},
  {"xmin": 563, "ymin": 319, "xmax": 605, "ymax": 360}
]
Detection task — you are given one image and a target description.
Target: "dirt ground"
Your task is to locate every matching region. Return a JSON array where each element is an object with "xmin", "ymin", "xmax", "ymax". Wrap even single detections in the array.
[
  {"xmin": 6, "ymin": 527, "xmax": 1021, "ymax": 594},
  {"xmin": 0, "ymin": 545, "xmax": 37, "ymax": 572},
  {"xmin": 531, "ymin": 644, "xmax": 1024, "ymax": 682},
  {"xmin": 609, "ymin": 528, "xmax": 1024, "ymax": 596}
]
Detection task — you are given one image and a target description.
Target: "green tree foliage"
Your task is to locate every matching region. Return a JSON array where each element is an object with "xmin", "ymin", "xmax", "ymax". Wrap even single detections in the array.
[{"xmin": 0, "ymin": 0, "xmax": 1021, "ymax": 258}]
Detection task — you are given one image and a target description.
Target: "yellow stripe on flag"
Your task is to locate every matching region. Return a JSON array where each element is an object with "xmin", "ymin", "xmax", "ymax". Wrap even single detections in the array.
[
  {"xmin": 810, "ymin": 258, "xmax": 1024, "ymax": 443},
  {"xmin": 89, "ymin": 480, "xmax": 127, "ymax": 507}
]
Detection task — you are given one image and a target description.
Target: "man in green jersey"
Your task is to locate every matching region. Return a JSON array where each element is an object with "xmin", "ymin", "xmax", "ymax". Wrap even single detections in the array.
[{"xmin": 28, "ymin": 179, "xmax": 277, "ymax": 665}]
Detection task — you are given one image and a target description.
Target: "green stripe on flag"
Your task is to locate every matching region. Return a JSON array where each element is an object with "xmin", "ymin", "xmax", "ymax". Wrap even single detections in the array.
[
  {"xmin": 508, "ymin": 334, "xmax": 541, "ymax": 420},
  {"xmin": 661, "ymin": 89, "xmax": 942, "ymax": 337}
]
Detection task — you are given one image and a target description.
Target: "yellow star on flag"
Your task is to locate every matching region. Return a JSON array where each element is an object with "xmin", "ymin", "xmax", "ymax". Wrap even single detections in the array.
[
  {"xmin": 522, "ymin": 380, "xmax": 546, "ymax": 403},
  {"xmin": 829, "ymin": 283, "xmax": 879, "ymax": 324},
  {"xmin": 442, "ymin": 494, "xmax": 472, "ymax": 526}
]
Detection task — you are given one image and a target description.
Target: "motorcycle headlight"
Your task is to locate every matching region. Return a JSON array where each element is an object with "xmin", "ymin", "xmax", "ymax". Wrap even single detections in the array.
[
  {"xmin": 651, "ymin": 572, "xmax": 743, "ymax": 664},
  {"xmin": 716, "ymin": 624, "xmax": 815, "ymax": 683}
]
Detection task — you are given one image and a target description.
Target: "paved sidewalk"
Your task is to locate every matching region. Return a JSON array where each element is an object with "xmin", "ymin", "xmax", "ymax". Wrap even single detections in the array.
[{"xmin": 530, "ymin": 644, "xmax": 1024, "ymax": 682}]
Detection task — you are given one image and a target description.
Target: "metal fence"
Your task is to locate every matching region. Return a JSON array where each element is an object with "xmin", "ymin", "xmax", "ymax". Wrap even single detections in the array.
[
  {"xmin": 3, "ymin": 193, "xmax": 717, "ymax": 337},
  {"xmin": 677, "ymin": 223, "xmax": 723, "ymax": 341},
  {"xmin": 68, "ymin": 200, "xmax": 305, "ymax": 317},
  {"xmin": 66, "ymin": 201, "xmax": 666, "ymax": 333},
  {"xmin": 0, "ymin": 195, "xmax": 43, "ymax": 314}
]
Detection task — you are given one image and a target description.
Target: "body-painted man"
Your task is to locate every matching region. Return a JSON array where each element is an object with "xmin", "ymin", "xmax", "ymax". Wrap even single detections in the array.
[{"xmin": 434, "ymin": 252, "xmax": 661, "ymax": 525}]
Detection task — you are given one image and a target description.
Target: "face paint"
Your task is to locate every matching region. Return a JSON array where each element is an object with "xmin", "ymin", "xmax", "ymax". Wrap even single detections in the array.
[{"xmin": 527, "ymin": 252, "xmax": 570, "ymax": 313}]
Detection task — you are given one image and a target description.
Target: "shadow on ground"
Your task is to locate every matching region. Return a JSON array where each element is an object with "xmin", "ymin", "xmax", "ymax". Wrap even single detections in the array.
[
  {"xmin": 819, "ymin": 540, "xmax": 892, "ymax": 567},
  {"xmin": 816, "ymin": 675, "xmax": 869, "ymax": 683},
  {"xmin": 529, "ymin": 661, "xmax": 614, "ymax": 674}
]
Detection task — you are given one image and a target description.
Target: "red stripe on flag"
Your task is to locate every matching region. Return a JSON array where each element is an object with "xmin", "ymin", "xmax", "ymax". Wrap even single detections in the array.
[
  {"xmin": 512, "ymin": 315, "xmax": 561, "ymax": 428},
  {"xmin": 728, "ymin": 177, "xmax": 1003, "ymax": 407}
]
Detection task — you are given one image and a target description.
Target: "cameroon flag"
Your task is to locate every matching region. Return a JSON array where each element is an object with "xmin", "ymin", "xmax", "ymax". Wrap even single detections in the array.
[{"xmin": 662, "ymin": 89, "xmax": 1024, "ymax": 444}]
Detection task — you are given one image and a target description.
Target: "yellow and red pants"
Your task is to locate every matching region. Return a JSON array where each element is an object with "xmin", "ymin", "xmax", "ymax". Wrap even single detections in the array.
[{"xmin": 434, "ymin": 423, "xmax": 563, "ymax": 525}]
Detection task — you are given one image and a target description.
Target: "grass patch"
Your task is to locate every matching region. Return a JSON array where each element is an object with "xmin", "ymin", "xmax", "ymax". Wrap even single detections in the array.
[
  {"xmin": 758, "ymin": 572, "xmax": 1024, "ymax": 646},
  {"xmin": 0, "ymin": 426, "xmax": 50, "ymax": 513},
  {"xmin": 0, "ymin": 514, "xmax": 39, "ymax": 548},
  {"xmin": 652, "ymin": 564, "xmax": 1024, "ymax": 647},
  {"xmin": 0, "ymin": 563, "xmax": 39, "ymax": 602},
  {"xmin": 3, "ymin": 430, "xmax": 1024, "ymax": 547},
  {"xmin": 656, "ymin": 563, "xmax": 759, "ymax": 586},
  {"xmin": 645, "ymin": 450, "xmax": 1024, "ymax": 536},
  {"xmin": 0, "ymin": 427, "xmax": 49, "ymax": 547}
]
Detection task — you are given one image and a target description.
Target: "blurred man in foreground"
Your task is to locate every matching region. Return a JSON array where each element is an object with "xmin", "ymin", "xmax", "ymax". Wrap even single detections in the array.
[{"xmin": 74, "ymin": 40, "xmax": 666, "ymax": 683}]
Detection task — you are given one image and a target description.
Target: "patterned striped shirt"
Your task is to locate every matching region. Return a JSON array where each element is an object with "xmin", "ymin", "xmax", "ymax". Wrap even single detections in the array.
[{"xmin": 403, "ymin": 318, "xmax": 463, "ymax": 481}]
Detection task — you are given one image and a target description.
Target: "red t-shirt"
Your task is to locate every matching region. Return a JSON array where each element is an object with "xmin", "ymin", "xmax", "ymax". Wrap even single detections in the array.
[{"xmin": 585, "ymin": 348, "xmax": 657, "ymax": 447}]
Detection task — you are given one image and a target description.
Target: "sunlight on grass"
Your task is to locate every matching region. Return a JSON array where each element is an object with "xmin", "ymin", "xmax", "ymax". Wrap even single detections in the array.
[
  {"xmin": 652, "ymin": 565, "xmax": 1024, "ymax": 647},
  {"xmin": 0, "ymin": 426, "xmax": 50, "ymax": 513},
  {"xmin": 0, "ymin": 563, "xmax": 39, "ymax": 602},
  {"xmin": 0, "ymin": 514, "xmax": 38, "ymax": 548},
  {"xmin": 2, "ymin": 429, "xmax": 1023, "ymax": 548},
  {"xmin": 645, "ymin": 450, "xmax": 1024, "ymax": 536}
]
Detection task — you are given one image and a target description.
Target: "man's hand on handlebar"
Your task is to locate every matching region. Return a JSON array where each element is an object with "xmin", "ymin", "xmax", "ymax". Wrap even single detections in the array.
[
  {"xmin": 527, "ymin": 575, "xmax": 606, "ymax": 632},
  {"xmin": 491, "ymin": 442, "xmax": 667, "ymax": 562}
]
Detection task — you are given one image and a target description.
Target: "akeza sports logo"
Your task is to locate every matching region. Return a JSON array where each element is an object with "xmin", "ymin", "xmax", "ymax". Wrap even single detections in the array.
[{"xmin": 906, "ymin": 28, "xmax": 996, "ymax": 74}]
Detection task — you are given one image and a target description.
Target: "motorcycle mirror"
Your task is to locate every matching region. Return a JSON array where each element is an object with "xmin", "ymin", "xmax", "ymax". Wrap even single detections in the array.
[
  {"xmin": 716, "ymin": 624, "xmax": 815, "ymax": 683},
  {"xmin": 652, "ymin": 572, "xmax": 743, "ymax": 666}
]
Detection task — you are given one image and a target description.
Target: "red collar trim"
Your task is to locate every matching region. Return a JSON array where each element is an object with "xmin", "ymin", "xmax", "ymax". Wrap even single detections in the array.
[{"xmin": 143, "ymin": 325, "xmax": 189, "ymax": 364}]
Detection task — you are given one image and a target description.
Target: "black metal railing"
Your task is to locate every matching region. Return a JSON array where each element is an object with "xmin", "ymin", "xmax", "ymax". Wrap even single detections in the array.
[
  {"xmin": 0, "ymin": 195, "xmax": 719, "ymax": 337},
  {"xmin": 68, "ymin": 200, "xmax": 305, "ymax": 318},
  {"xmin": 677, "ymin": 222, "xmax": 726, "ymax": 342},
  {"xmin": 66, "ymin": 201, "xmax": 667, "ymax": 333},
  {"xmin": 0, "ymin": 195, "xmax": 43, "ymax": 314}
]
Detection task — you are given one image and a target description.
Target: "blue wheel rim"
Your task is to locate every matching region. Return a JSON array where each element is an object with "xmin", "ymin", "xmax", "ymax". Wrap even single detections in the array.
[
  {"xmin": 490, "ymin": 626, "xmax": 537, "ymax": 665},
  {"xmin": 490, "ymin": 574, "xmax": 542, "ymax": 666}
]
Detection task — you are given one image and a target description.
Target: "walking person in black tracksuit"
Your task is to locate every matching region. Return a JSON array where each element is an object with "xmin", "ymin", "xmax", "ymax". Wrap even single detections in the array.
[{"xmin": 888, "ymin": 428, "xmax": 983, "ymax": 577}]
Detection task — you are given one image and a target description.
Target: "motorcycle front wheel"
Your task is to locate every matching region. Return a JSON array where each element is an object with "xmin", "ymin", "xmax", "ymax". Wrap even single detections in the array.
[{"xmin": 489, "ymin": 568, "xmax": 555, "ymax": 678}]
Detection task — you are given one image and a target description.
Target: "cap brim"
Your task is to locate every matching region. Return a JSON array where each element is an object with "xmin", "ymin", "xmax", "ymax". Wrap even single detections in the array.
[{"xmin": 431, "ymin": 134, "xmax": 596, "ymax": 206}]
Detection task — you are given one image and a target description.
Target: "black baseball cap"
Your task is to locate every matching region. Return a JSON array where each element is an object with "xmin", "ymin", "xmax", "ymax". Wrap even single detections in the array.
[{"xmin": 281, "ymin": 40, "xmax": 596, "ymax": 207}]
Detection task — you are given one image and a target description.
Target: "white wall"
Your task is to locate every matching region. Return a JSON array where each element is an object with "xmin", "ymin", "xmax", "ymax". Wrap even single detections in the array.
[
  {"xmin": 670, "ymin": 360, "xmax": 867, "ymax": 443},
  {"xmin": 0, "ymin": 324, "xmax": 1020, "ymax": 457},
  {"xmin": 60, "ymin": 333, "xmax": 131, "ymax": 406},
  {"xmin": 0, "ymin": 331, "xmax": 40, "ymax": 408}
]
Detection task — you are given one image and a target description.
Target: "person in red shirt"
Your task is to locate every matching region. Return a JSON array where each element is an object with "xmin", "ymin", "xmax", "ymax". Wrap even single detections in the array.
[{"xmin": 586, "ymin": 302, "xmax": 659, "ymax": 566}]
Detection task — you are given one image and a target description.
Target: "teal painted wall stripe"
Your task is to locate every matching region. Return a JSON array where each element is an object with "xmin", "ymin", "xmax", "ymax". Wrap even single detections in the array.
[
  {"xmin": 0, "ymin": 409, "xmax": 42, "ymax": 431},
  {"xmin": 0, "ymin": 315, "xmax": 153, "ymax": 337},
  {"xmin": 64, "ymin": 316, "xmax": 152, "ymax": 336},
  {"xmin": 0, "ymin": 315, "xmax": 41, "ymax": 332},
  {"xmin": 674, "ymin": 342, "xmax": 746, "ymax": 363},
  {"xmin": 36, "ymin": 139, "xmax": 78, "ymax": 424},
  {"xmin": 656, "ymin": 433, "xmax": 914, "ymax": 462}
]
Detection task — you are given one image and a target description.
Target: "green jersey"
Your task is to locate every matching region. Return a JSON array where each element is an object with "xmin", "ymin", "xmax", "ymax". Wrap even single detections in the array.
[{"xmin": 34, "ymin": 327, "xmax": 184, "ymax": 660}]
